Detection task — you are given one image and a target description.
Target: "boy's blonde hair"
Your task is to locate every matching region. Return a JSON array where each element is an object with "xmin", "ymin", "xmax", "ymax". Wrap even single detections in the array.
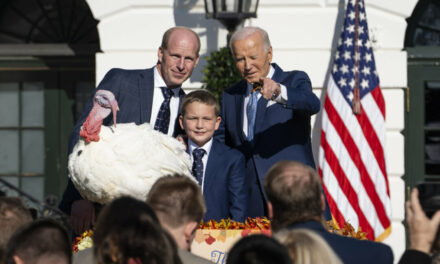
[{"xmin": 180, "ymin": 90, "xmax": 220, "ymax": 117}]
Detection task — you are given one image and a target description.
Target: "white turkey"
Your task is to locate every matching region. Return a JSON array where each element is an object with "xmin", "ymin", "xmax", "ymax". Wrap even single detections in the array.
[{"xmin": 68, "ymin": 90, "xmax": 193, "ymax": 204}]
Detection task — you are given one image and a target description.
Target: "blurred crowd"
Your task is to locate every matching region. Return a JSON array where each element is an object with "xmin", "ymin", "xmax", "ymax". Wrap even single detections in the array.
[{"xmin": 0, "ymin": 161, "xmax": 439, "ymax": 264}]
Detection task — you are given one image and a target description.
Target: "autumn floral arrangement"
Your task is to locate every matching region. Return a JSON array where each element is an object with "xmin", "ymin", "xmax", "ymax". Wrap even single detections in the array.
[
  {"xmin": 72, "ymin": 218, "xmax": 367, "ymax": 253},
  {"xmin": 193, "ymin": 217, "xmax": 271, "ymax": 247},
  {"xmin": 199, "ymin": 217, "xmax": 271, "ymax": 230},
  {"xmin": 325, "ymin": 220, "xmax": 368, "ymax": 240},
  {"xmin": 72, "ymin": 230, "xmax": 94, "ymax": 253}
]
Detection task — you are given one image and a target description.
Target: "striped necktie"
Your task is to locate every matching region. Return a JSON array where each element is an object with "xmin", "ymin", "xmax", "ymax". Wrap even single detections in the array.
[{"xmin": 246, "ymin": 91, "xmax": 258, "ymax": 142}]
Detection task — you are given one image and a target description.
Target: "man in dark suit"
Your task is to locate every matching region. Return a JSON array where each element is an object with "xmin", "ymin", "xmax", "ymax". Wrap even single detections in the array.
[
  {"xmin": 179, "ymin": 90, "xmax": 247, "ymax": 221},
  {"xmin": 264, "ymin": 160, "xmax": 394, "ymax": 264},
  {"xmin": 216, "ymin": 26, "xmax": 320, "ymax": 217},
  {"xmin": 59, "ymin": 26, "xmax": 201, "ymax": 234}
]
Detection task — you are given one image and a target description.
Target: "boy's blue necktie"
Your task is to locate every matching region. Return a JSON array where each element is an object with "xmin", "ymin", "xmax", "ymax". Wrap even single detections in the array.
[
  {"xmin": 154, "ymin": 87, "xmax": 172, "ymax": 134},
  {"xmin": 246, "ymin": 91, "xmax": 258, "ymax": 142},
  {"xmin": 192, "ymin": 148, "xmax": 206, "ymax": 186}
]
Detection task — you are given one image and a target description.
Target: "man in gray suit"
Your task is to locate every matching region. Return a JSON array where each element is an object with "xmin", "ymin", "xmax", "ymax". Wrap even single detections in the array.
[{"xmin": 147, "ymin": 174, "xmax": 212, "ymax": 264}]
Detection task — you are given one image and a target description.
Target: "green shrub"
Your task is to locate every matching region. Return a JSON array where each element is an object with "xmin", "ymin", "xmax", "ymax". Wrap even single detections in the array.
[{"xmin": 202, "ymin": 47, "xmax": 242, "ymax": 102}]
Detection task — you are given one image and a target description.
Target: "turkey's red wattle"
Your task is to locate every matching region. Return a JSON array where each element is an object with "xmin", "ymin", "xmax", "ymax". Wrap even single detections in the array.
[{"xmin": 80, "ymin": 112, "xmax": 103, "ymax": 143}]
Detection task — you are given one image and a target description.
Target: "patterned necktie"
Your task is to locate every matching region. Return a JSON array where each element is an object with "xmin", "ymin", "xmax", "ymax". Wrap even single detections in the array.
[
  {"xmin": 154, "ymin": 87, "xmax": 172, "ymax": 134},
  {"xmin": 192, "ymin": 148, "xmax": 206, "ymax": 186},
  {"xmin": 246, "ymin": 91, "xmax": 258, "ymax": 141}
]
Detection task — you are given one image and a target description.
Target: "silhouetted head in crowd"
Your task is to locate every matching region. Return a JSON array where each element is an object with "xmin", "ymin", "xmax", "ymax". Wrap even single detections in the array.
[
  {"xmin": 264, "ymin": 161, "xmax": 324, "ymax": 230},
  {"xmin": 226, "ymin": 234, "xmax": 292, "ymax": 264},
  {"xmin": 5, "ymin": 219, "xmax": 71, "ymax": 264},
  {"xmin": 93, "ymin": 196, "xmax": 181, "ymax": 264},
  {"xmin": 147, "ymin": 174, "xmax": 206, "ymax": 251},
  {"xmin": 0, "ymin": 197, "xmax": 33, "ymax": 262},
  {"xmin": 274, "ymin": 228, "xmax": 342, "ymax": 264}
]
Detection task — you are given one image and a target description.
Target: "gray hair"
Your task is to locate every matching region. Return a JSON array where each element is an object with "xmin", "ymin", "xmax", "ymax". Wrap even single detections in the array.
[{"xmin": 229, "ymin": 26, "xmax": 271, "ymax": 56}]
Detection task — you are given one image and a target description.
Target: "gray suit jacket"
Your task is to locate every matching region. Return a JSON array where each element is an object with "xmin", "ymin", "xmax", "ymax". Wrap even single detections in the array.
[{"xmin": 180, "ymin": 248, "xmax": 213, "ymax": 264}]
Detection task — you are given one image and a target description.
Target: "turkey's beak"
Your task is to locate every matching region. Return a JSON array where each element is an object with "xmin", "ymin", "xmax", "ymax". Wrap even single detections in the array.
[{"xmin": 110, "ymin": 99, "xmax": 119, "ymax": 127}]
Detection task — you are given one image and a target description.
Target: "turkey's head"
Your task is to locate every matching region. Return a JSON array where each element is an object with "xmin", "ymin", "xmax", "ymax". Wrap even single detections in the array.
[{"xmin": 80, "ymin": 90, "xmax": 119, "ymax": 143}]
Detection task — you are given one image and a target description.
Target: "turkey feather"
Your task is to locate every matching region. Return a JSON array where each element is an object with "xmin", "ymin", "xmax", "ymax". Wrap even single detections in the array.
[{"xmin": 69, "ymin": 122, "xmax": 193, "ymax": 204}]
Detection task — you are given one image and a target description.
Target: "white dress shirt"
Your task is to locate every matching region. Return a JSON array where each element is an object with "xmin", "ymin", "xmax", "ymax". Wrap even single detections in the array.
[
  {"xmin": 188, "ymin": 138, "xmax": 213, "ymax": 192},
  {"xmin": 242, "ymin": 65, "xmax": 288, "ymax": 137},
  {"xmin": 150, "ymin": 67, "xmax": 181, "ymax": 136}
]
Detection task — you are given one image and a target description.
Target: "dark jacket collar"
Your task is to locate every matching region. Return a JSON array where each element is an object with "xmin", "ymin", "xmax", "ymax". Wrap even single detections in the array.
[{"xmin": 286, "ymin": 220, "xmax": 326, "ymax": 232}]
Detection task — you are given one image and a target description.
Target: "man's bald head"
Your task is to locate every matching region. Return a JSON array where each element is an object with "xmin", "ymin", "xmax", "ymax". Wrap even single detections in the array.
[
  {"xmin": 264, "ymin": 161, "xmax": 323, "ymax": 229},
  {"xmin": 160, "ymin": 26, "xmax": 201, "ymax": 57}
]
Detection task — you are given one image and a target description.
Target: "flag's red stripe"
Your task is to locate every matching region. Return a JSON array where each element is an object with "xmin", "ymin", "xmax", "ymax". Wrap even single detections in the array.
[
  {"xmin": 355, "ymin": 105, "xmax": 389, "ymax": 195},
  {"xmin": 371, "ymin": 85, "xmax": 386, "ymax": 118},
  {"xmin": 362, "ymin": 85, "xmax": 389, "ymax": 195},
  {"xmin": 320, "ymin": 130, "xmax": 375, "ymax": 240},
  {"xmin": 319, "ymin": 175, "xmax": 346, "ymax": 226},
  {"xmin": 320, "ymin": 173, "xmax": 350, "ymax": 231},
  {"xmin": 324, "ymin": 96, "xmax": 391, "ymax": 229}
]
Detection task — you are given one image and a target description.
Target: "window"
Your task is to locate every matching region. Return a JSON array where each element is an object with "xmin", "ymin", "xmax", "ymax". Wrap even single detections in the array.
[{"xmin": 0, "ymin": 82, "xmax": 45, "ymax": 201}]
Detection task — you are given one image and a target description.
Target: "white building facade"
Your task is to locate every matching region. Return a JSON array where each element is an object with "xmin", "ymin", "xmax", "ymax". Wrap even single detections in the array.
[
  {"xmin": 84, "ymin": 0, "xmax": 415, "ymax": 260},
  {"xmin": 0, "ymin": 0, "xmax": 425, "ymax": 261}
]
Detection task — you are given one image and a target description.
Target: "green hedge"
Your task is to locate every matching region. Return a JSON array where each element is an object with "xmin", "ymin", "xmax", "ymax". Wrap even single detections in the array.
[{"xmin": 202, "ymin": 47, "xmax": 242, "ymax": 102}]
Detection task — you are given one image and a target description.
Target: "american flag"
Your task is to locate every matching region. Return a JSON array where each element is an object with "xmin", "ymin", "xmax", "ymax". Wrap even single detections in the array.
[{"xmin": 318, "ymin": 0, "xmax": 391, "ymax": 241}]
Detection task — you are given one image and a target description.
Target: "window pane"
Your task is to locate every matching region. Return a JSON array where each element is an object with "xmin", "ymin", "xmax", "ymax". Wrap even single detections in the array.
[
  {"xmin": 425, "ymin": 82, "xmax": 440, "ymax": 127},
  {"xmin": 420, "ymin": 3, "xmax": 440, "ymax": 31},
  {"xmin": 425, "ymin": 130, "xmax": 440, "ymax": 175},
  {"xmin": 22, "ymin": 82, "xmax": 44, "ymax": 127},
  {"xmin": 0, "ymin": 83, "xmax": 19, "ymax": 127},
  {"xmin": 243, "ymin": 0, "xmax": 258, "ymax": 13},
  {"xmin": 0, "ymin": 176, "xmax": 19, "ymax": 197},
  {"xmin": 22, "ymin": 177, "xmax": 44, "ymax": 202},
  {"xmin": 0, "ymin": 130, "xmax": 19, "ymax": 173},
  {"xmin": 413, "ymin": 3, "xmax": 440, "ymax": 46},
  {"xmin": 22, "ymin": 130, "xmax": 44, "ymax": 174}
]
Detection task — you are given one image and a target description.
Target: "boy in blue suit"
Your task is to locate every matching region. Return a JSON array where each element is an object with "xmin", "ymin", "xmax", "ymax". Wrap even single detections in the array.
[{"xmin": 179, "ymin": 90, "xmax": 247, "ymax": 222}]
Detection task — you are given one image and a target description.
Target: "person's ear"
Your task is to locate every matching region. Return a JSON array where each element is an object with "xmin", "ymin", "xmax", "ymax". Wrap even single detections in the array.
[
  {"xmin": 214, "ymin": 116, "xmax": 221, "ymax": 131},
  {"xmin": 267, "ymin": 201, "xmax": 274, "ymax": 219},
  {"xmin": 320, "ymin": 193, "xmax": 325, "ymax": 213},
  {"xmin": 179, "ymin": 114, "xmax": 184, "ymax": 130},
  {"xmin": 184, "ymin": 221, "xmax": 199, "ymax": 244},
  {"xmin": 267, "ymin": 46, "xmax": 273, "ymax": 63},
  {"xmin": 158, "ymin": 46, "xmax": 164, "ymax": 64}
]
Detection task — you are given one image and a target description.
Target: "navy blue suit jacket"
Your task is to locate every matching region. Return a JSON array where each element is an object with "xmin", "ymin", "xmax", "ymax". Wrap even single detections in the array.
[
  {"xmin": 216, "ymin": 63, "xmax": 320, "ymax": 217},
  {"xmin": 287, "ymin": 221, "xmax": 394, "ymax": 264},
  {"xmin": 202, "ymin": 140, "xmax": 247, "ymax": 222},
  {"xmin": 59, "ymin": 67, "xmax": 185, "ymax": 214}
]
